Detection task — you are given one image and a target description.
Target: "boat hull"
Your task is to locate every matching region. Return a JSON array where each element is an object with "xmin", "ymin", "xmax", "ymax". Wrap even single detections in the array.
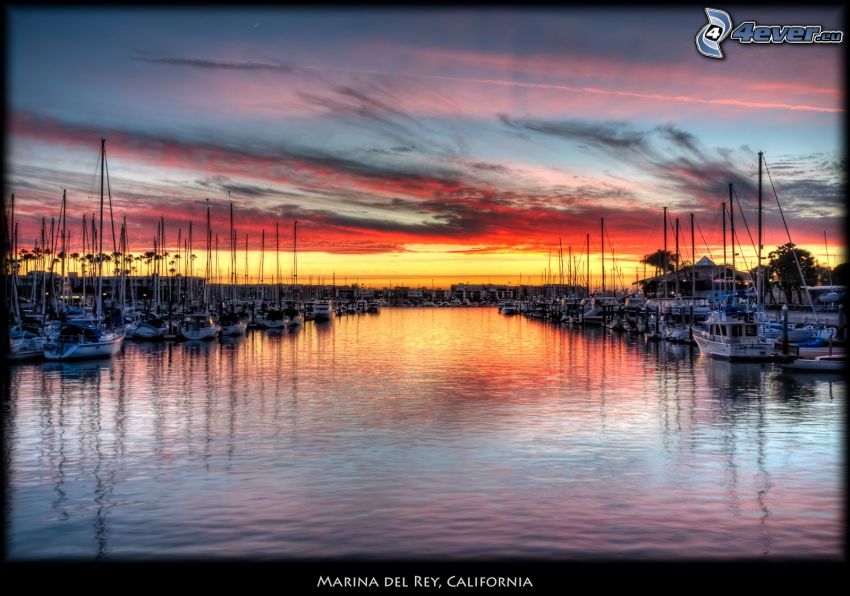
[
  {"xmin": 693, "ymin": 334, "xmax": 774, "ymax": 361},
  {"xmin": 7, "ymin": 337, "xmax": 46, "ymax": 361},
  {"xmin": 134, "ymin": 323, "xmax": 168, "ymax": 340},
  {"xmin": 780, "ymin": 358, "xmax": 845, "ymax": 372},
  {"xmin": 44, "ymin": 335, "xmax": 124, "ymax": 361},
  {"xmin": 179, "ymin": 325, "xmax": 219, "ymax": 341},
  {"xmin": 221, "ymin": 322, "xmax": 248, "ymax": 336},
  {"xmin": 257, "ymin": 318, "xmax": 286, "ymax": 329}
]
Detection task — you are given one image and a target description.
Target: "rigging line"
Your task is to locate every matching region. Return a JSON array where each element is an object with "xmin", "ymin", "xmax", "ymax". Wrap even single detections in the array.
[
  {"xmin": 86, "ymin": 147, "xmax": 102, "ymax": 208},
  {"xmin": 731, "ymin": 186, "xmax": 759, "ymax": 259},
  {"xmin": 665, "ymin": 209, "xmax": 677, "ymax": 256},
  {"xmin": 603, "ymin": 222, "xmax": 623, "ymax": 292},
  {"xmin": 679, "ymin": 218, "xmax": 693, "ymax": 265},
  {"xmin": 731, "ymin": 228, "xmax": 755, "ymax": 285},
  {"xmin": 104, "ymin": 152, "xmax": 118, "ymax": 259},
  {"xmin": 763, "ymin": 157, "xmax": 816, "ymax": 314},
  {"xmin": 695, "ymin": 219, "xmax": 715, "ymax": 262}
]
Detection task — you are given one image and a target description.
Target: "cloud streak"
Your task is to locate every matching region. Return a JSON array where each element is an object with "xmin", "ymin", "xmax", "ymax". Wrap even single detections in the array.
[{"xmin": 136, "ymin": 51, "xmax": 843, "ymax": 115}]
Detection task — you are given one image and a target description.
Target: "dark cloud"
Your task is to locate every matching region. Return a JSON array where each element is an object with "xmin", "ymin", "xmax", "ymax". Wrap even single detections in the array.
[
  {"xmin": 499, "ymin": 114, "xmax": 651, "ymax": 154},
  {"xmin": 499, "ymin": 114, "xmax": 845, "ymax": 222},
  {"xmin": 195, "ymin": 175, "xmax": 305, "ymax": 200},
  {"xmin": 9, "ymin": 110, "xmax": 841, "ymax": 257},
  {"xmin": 297, "ymin": 79, "xmax": 468, "ymax": 158},
  {"xmin": 133, "ymin": 54, "xmax": 298, "ymax": 73},
  {"xmin": 654, "ymin": 123, "xmax": 701, "ymax": 156}
]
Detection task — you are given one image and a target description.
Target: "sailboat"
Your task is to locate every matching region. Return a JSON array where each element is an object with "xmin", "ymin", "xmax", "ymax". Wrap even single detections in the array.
[
  {"xmin": 179, "ymin": 199, "xmax": 220, "ymax": 340},
  {"xmin": 693, "ymin": 157, "xmax": 774, "ymax": 362},
  {"xmin": 286, "ymin": 221, "xmax": 303, "ymax": 328},
  {"xmin": 133, "ymin": 315, "xmax": 169, "ymax": 340},
  {"xmin": 44, "ymin": 139, "xmax": 125, "ymax": 360},
  {"xmin": 218, "ymin": 200, "xmax": 248, "ymax": 336},
  {"xmin": 219, "ymin": 311, "xmax": 249, "ymax": 336}
]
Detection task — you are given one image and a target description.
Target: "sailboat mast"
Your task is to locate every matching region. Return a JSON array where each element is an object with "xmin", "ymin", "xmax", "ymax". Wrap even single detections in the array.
[
  {"xmin": 824, "ymin": 230, "xmax": 832, "ymax": 285},
  {"xmin": 600, "ymin": 218, "xmax": 605, "ymax": 295},
  {"xmin": 229, "ymin": 199, "xmax": 235, "ymax": 304},
  {"xmin": 662, "ymin": 206, "xmax": 668, "ymax": 298},
  {"xmin": 293, "ymin": 220, "xmax": 298, "ymax": 291},
  {"xmin": 188, "ymin": 220, "xmax": 193, "ymax": 305},
  {"xmin": 205, "ymin": 199, "xmax": 211, "ymax": 309},
  {"xmin": 559, "ymin": 237, "xmax": 564, "ymax": 291},
  {"xmin": 675, "ymin": 217, "xmax": 680, "ymax": 296},
  {"xmin": 585, "ymin": 233, "xmax": 589, "ymax": 296},
  {"xmin": 96, "ymin": 138, "xmax": 105, "ymax": 324},
  {"xmin": 758, "ymin": 150, "xmax": 763, "ymax": 308},
  {"xmin": 59, "ymin": 190, "xmax": 67, "ymax": 312},
  {"xmin": 691, "ymin": 212, "xmax": 696, "ymax": 338},
  {"xmin": 722, "ymin": 201, "xmax": 727, "ymax": 293},
  {"xmin": 691, "ymin": 213, "xmax": 696, "ymax": 297},
  {"xmin": 276, "ymin": 222, "xmax": 280, "ymax": 301},
  {"xmin": 729, "ymin": 183, "xmax": 735, "ymax": 292},
  {"xmin": 259, "ymin": 229, "xmax": 265, "ymax": 302}
]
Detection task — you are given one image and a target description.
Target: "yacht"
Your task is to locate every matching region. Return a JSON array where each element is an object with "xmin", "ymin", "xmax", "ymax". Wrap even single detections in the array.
[
  {"xmin": 501, "ymin": 300, "xmax": 519, "ymax": 315},
  {"xmin": 581, "ymin": 295, "xmax": 619, "ymax": 326},
  {"xmin": 693, "ymin": 310, "xmax": 773, "ymax": 361},
  {"xmin": 313, "ymin": 300, "xmax": 335, "ymax": 322}
]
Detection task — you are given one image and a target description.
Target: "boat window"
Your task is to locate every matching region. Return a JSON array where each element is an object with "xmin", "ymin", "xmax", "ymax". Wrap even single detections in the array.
[
  {"xmin": 731, "ymin": 326, "xmax": 741, "ymax": 337},
  {"xmin": 746, "ymin": 324, "xmax": 757, "ymax": 336}
]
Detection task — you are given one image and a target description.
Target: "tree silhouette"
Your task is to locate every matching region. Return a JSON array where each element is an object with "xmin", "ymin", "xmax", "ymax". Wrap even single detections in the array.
[
  {"xmin": 832, "ymin": 262, "xmax": 848, "ymax": 286},
  {"xmin": 640, "ymin": 250, "xmax": 679, "ymax": 274},
  {"xmin": 767, "ymin": 242, "xmax": 818, "ymax": 304}
]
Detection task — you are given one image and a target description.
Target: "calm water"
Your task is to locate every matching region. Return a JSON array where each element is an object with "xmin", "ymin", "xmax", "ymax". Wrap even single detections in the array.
[{"xmin": 5, "ymin": 307, "xmax": 844, "ymax": 560}]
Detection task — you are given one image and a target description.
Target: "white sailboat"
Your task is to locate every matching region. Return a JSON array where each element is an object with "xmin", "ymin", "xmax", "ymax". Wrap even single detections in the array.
[
  {"xmin": 179, "ymin": 313, "xmax": 220, "ymax": 340},
  {"xmin": 179, "ymin": 200, "xmax": 220, "ymax": 341},
  {"xmin": 257, "ymin": 308, "xmax": 287, "ymax": 329},
  {"xmin": 44, "ymin": 322, "xmax": 124, "ymax": 360},
  {"xmin": 219, "ymin": 311, "xmax": 249, "ymax": 336},
  {"xmin": 133, "ymin": 315, "xmax": 169, "ymax": 340},
  {"xmin": 44, "ymin": 139, "xmax": 124, "ymax": 361}
]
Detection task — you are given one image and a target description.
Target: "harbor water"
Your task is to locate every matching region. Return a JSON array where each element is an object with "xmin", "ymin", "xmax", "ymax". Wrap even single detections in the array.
[{"xmin": 5, "ymin": 307, "xmax": 844, "ymax": 559}]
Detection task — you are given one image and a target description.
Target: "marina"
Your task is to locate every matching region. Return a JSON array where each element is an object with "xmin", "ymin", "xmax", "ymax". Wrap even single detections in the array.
[
  {"xmin": 5, "ymin": 307, "xmax": 844, "ymax": 559},
  {"xmin": 3, "ymin": 6, "xmax": 845, "ymax": 568}
]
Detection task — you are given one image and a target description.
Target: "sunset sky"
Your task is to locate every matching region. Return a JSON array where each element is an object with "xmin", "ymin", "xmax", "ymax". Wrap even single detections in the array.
[{"xmin": 6, "ymin": 7, "xmax": 845, "ymax": 288}]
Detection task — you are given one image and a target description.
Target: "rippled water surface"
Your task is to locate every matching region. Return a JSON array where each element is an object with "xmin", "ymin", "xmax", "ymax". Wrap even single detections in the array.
[{"xmin": 5, "ymin": 307, "xmax": 844, "ymax": 559}]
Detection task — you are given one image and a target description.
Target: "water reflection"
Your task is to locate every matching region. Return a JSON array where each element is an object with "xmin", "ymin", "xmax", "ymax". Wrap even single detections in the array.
[{"xmin": 6, "ymin": 308, "xmax": 843, "ymax": 559}]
